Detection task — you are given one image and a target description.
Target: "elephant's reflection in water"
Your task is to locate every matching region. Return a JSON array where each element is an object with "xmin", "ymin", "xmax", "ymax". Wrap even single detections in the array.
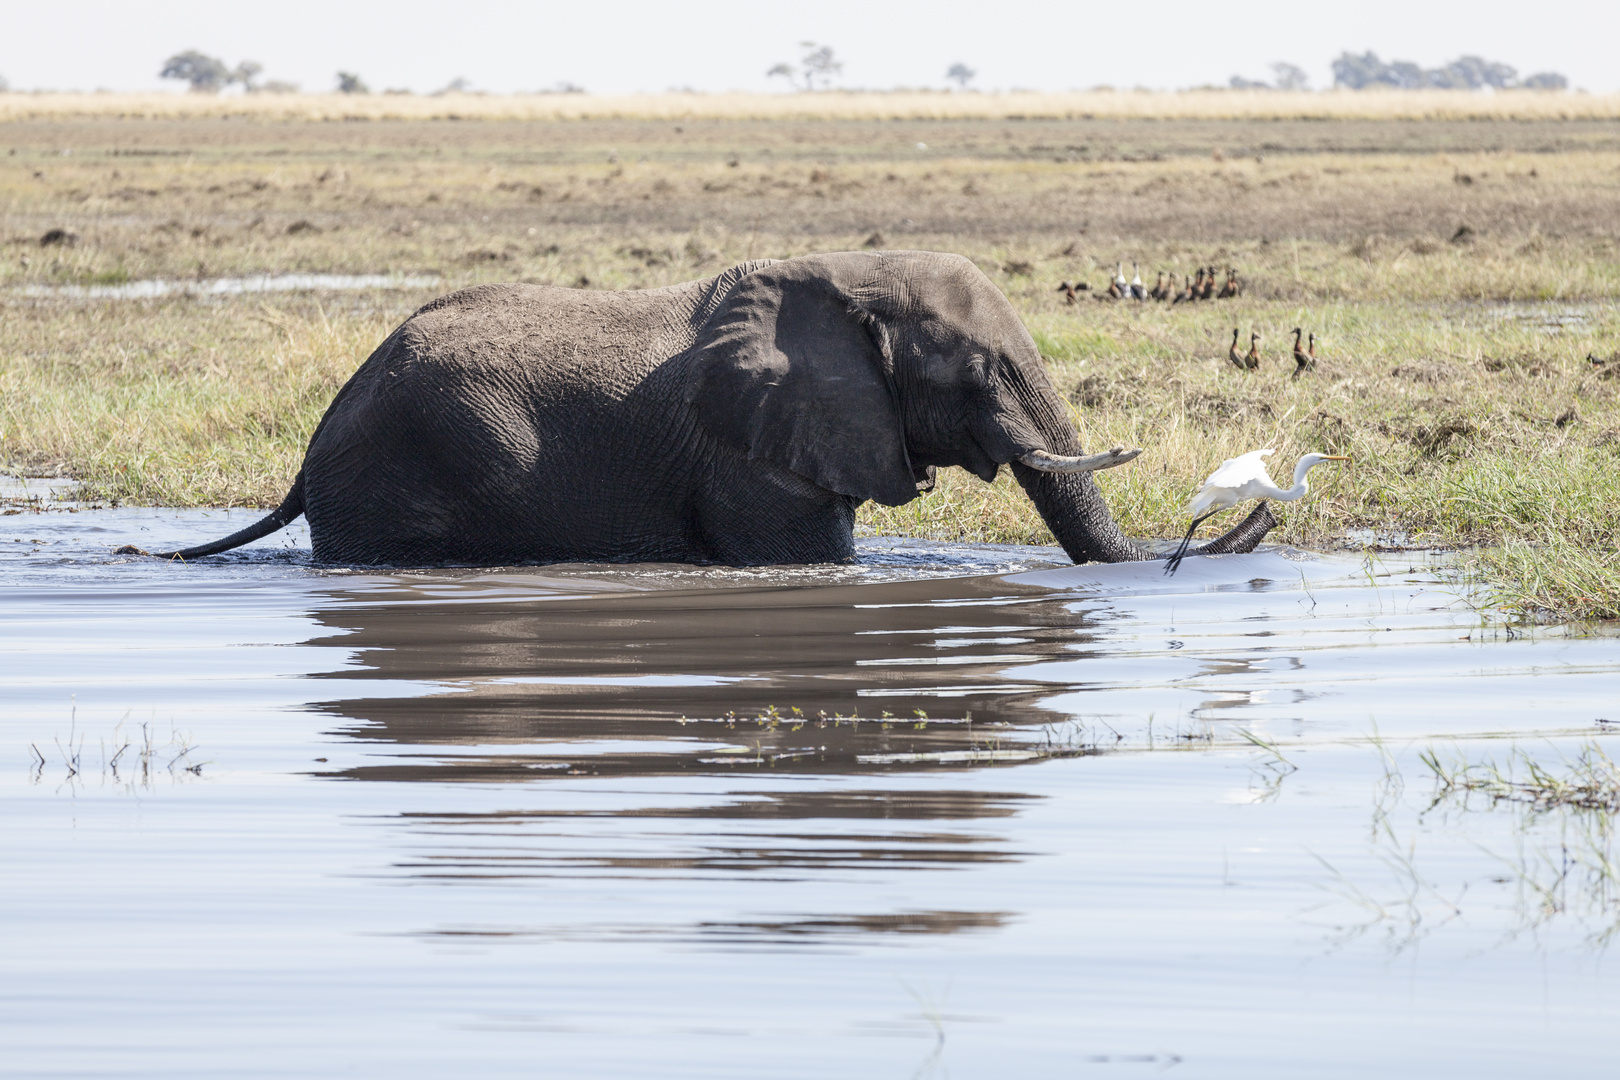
[
  {"xmin": 295, "ymin": 572, "xmax": 1108, "ymax": 943},
  {"xmin": 300, "ymin": 571, "xmax": 1113, "ymax": 780},
  {"xmin": 378, "ymin": 787, "xmax": 1034, "ymax": 948}
]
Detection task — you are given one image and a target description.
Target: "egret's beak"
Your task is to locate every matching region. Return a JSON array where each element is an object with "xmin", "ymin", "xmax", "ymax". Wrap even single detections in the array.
[{"xmin": 1322, "ymin": 455, "xmax": 1350, "ymax": 462}]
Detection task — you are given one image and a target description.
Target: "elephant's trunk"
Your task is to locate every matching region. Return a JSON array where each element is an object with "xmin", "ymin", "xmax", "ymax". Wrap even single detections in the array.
[
  {"xmin": 1010, "ymin": 465, "xmax": 1150, "ymax": 564},
  {"xmin": 1010, "ymin": 464, "xmax": 1277, "ymax": 565}
]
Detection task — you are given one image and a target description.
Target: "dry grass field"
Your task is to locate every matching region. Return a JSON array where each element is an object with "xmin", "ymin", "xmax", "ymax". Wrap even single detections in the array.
[
  {"xmin": 2, "ymin": 103, "xmax": 1617, "ymax": 618},
  {"xmin": 5, "ymin": 89, "xmax": 1620, "ymax": 123}
]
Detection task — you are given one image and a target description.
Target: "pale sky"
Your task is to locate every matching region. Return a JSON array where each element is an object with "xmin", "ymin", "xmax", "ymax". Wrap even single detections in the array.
[{"xmin": 2, "ymin": 0, "xmax": 1614, "ymax": 95}]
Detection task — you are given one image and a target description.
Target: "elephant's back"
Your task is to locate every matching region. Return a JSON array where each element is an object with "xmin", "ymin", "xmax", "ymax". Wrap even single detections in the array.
[
  {"xmin": 396, "ymin": 281, "xmax": 693, "ymax": 398},
  {"xmin": 299, "ymin": 279, "xmax": 713, "ymax": 564}
]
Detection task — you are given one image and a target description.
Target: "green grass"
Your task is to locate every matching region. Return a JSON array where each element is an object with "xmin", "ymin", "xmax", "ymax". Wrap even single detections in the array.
[
  {"xmin": 1422, "ymin": 742, "xmax": 1620, "ymax": 813},
  {"xmin": 0, "ymin": 300, "xmax": 395, "ymax": 507}
]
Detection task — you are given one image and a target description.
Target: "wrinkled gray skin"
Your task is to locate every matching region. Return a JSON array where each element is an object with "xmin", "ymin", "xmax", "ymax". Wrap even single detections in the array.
[{"xmin": 136, "ymin": 251, "xmax": 1274, "ymax": 566}]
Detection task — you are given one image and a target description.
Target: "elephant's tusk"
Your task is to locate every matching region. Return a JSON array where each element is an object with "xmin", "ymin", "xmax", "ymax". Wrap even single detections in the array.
[{"xmin": 1018, "ymin": 447, "xmax": 1143, "ymax": 473}]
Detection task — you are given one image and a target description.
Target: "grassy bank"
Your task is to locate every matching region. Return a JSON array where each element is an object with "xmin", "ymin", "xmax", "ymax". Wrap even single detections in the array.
[{"xmin": 1, "ymin": 116, "xmax": 1616, "ymax": 620}]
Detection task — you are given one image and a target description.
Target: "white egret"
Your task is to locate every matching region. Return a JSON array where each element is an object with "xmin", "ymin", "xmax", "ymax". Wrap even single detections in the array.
[{"xmin": 1164, "ymin": 449, "xmax": 1349, "ymax": 575}]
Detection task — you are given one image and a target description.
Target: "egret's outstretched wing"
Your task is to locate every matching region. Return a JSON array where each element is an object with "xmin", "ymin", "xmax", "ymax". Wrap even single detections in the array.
[
  {"xmin": 1187, "ymin": 449, "xmax": 1275, "ymax": 515},
  {"xmin": 1204, "ymin": 449, "xmax": 1273, "ymax": 489}
]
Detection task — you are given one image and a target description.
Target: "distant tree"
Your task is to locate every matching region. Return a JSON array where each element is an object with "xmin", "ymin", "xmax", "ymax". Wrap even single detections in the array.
[
  {"xmin": 946, "ymin": 62, "xmax": 976, "ymax": 90},
  {"xmin": 1480, "ymin": 56, "xmax": 1519, "ymax": 88},
  {"xmin": 159, "ymin": 51, "xmax": 268, "ymax": 93},
  {"xmin": 1428, "ymin": 55, "xmax": 1516, "ymax": 89},
  {"xmin": 1388, "ymin": 60, "xmax": 1426, "ymax": 89},
  {"xmin": 1270, "ymin": 62, "xmax": 1309, "ymax": 91},
  {"xmin": 1332, "ymin": 51, "xmax": 1419, "ymax": 89},
  {"xmin": 232, "ymin": 61, "xmax": 263, "ymax": 92},
  {"xmin": 768, "ymin": 42, "xmax": 843, "ymax": 91},
  {"xmin": 0, "ymin": 73, "xmax": 9, "ymax": 93},
  {"xmin": 1330, "ymin": 51, "xmax": 1382, "ymax": 89},
  {"xmin": 160, "ymin": 50, "xmax": 233, "ymax": 93},
  {"xmin": 1228, "ymin": 75, "xmax": 1271, "ymax": 90},
  {"xmin": 336, "ymin": 71, "xmax": 369, "ymax": 94},
  {"xmin": 259, "ymin": 80, "xmax": 300, "ymax": 94},
  {"xmin": 435, "ymin": 77, "xmax": 472, "ymax": 95},
  {"xmin": 1522, "ymin": 71, "xmax": 1569, "ymax": 90},
  {"xmin": 801, "ymin": 44, "xmax": 842, "ymax": 90}
]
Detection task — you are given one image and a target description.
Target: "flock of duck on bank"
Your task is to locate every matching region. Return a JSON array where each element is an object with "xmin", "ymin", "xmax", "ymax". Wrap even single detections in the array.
[
  {"xmin": 1055, "ymin": 262, "xmax": 1240, "ymax": 305},
  {"xmin": 1052, "ymin": 261, "xmax": 1322, "ymax": 380}
]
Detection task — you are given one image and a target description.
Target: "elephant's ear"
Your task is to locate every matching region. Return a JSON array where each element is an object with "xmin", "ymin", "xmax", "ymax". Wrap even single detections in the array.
[{"xmin": 684, "ymin": 268, "xmax": 918, "ymax": 507}]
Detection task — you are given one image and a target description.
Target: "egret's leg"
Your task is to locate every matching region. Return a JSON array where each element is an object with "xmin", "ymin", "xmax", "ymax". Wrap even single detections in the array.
[
  {"xmin": 1163, "ymin": 521, "xmax": 1200, "ymax": 576},
  {"xmin": 1164, "ymin": 512, "xmax": 1222, "ymax": 576}
]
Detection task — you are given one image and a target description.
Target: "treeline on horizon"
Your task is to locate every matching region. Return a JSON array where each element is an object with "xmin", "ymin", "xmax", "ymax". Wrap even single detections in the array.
[
  {"xmin": 1327, "ymin": 52, "xmax": 1566, "ymax": 91},
  {"xmin": 1230, "ymin": 52, "xmax": 1567, "ymax": 93},
  {"xmin": 0, "ymin": 48, "xmax": 1576, "ymax": 97}
]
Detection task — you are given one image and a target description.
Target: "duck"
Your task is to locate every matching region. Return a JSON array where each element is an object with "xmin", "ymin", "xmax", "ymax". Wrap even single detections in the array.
[
  {"xmin": 1228, "ymin": 328, "xmax": 1245, "ymax": 370},
  {"xmin": 1217, "ymin": 268, "xmax": 1239, "ymax": 299},
  {"xmin": 1106, "ymin": 261, "xmax": 1128, "ymax": 299},
  {"xmin": 1199, "ymin": 266, "xmax": 1218, "ymax": 300},
  {"xmin": 1174, "ymin": 268, "xmax": 1203, "ymax": 304},
  {"xmin": 1245, "ymin": 332, "xmax": 1261, "ymax": 370},
  {"xmin": 1149, "ymin": 271, "xmax": 1168, "ymax": 301},
  {"xmin": 1291, "ymin": 328, "xmax": 1310, "ymax": 377},
  {"xmin": 1056, "ymin": 281, "xmax": 1078, "ymax": 305}
]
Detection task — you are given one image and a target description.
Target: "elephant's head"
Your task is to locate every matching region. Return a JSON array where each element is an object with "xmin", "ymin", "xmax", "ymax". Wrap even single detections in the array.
[{"xmin": 685, "ymin": 251, "xmax": 1274, "ymax": 564}]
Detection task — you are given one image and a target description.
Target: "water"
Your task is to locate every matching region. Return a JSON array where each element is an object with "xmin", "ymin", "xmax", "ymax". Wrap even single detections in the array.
[
  {"xmin": 3, "ymin": 503, "xmax": 1618, "ymax": 1078},
  {"xmin": 1464, "ymin": 300, "xmax": 1619, "ymax": 336},
  {"xmin": 13, "ymin": 273, "xmax": 441, "ymax": 301}
]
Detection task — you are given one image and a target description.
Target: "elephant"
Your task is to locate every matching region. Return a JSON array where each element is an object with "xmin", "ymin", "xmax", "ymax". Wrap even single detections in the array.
[{"xmin": 123, "ymin": 251, "xmax": 1275, "ymax": 567}]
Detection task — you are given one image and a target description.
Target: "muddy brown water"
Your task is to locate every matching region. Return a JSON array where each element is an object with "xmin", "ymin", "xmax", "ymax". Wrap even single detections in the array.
[{"xmin": 4, "ymin": 498, "xmax": 1618, "ymax": 1077}]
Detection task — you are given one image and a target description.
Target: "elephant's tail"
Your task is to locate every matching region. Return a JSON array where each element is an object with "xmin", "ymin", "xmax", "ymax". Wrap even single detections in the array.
[{"xmin": 116, "ymin": 473, "xmax": 306, "ymax": 561}]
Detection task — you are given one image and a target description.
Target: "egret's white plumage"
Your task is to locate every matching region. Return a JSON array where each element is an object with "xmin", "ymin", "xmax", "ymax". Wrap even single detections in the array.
[{"xmin": 1166, "ymin": 449, "xmax": 1348, "ymax": 574}]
